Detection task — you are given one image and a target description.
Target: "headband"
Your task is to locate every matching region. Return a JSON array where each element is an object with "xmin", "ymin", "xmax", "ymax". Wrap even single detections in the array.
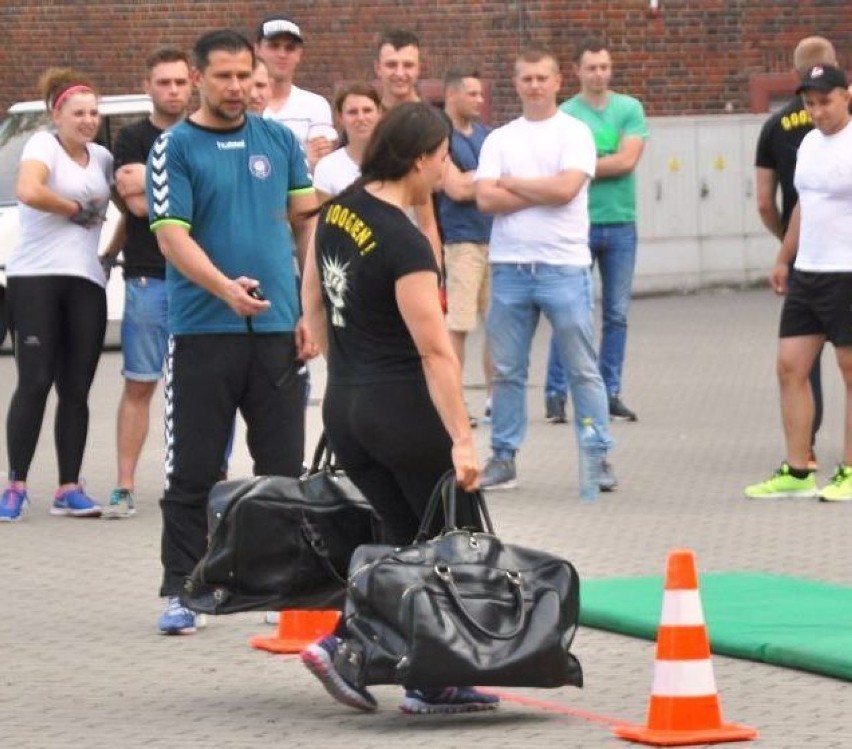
[{"xmin": 52, "ymin": 84, "xmax": 95, "ymax": 112}]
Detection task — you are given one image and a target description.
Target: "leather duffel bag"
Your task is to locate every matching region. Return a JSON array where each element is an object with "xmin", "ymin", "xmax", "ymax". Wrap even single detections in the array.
[
  {"xmin": 334, "ymin": 471, "xmax": 583, "ymax": 689},
  {"xmin": 183, "ymin": 435, "xmax": 380, "ymax": 615}
]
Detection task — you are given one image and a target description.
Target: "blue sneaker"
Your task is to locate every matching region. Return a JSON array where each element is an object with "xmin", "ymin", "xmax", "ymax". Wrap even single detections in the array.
[
  {"xmin": 0, "ymin": 487, "xmax": 28, "ymax": 522},
  {"xmin": 301, "ymin": 635, "xmax": 378, "ymax": 712},
  {"xmin": 51, "ymin": 486, "xmax": 102, "ymax": 517},
  {"xmin": 400, "ymin": 686, "xmax": 500, "ymax": 714},
  {"xmin": 157, "ymin": 596, "xmax": 198, "ymax": 635}
]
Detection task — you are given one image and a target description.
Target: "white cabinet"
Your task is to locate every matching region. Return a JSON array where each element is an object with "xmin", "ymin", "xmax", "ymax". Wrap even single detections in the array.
[{"xmin": 633, "ymin": 114, "xmax": 775, "ymax": 293}]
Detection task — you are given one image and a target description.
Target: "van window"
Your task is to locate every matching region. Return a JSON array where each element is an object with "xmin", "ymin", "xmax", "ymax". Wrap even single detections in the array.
[{"xmin": 0, "ymin": 111, "xmax": 51, "ymax": 205}]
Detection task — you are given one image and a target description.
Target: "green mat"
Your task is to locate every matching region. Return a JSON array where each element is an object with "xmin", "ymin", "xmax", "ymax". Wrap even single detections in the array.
[{"xmin": 580, "ymin": 573, "xmax": 852, "ymax": 682}]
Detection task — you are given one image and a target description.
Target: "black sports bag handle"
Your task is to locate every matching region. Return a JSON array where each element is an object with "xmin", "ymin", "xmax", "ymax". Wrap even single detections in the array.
[{"xmin": 416, "ymin": 470, "xmax": 495, "ymax": 542}]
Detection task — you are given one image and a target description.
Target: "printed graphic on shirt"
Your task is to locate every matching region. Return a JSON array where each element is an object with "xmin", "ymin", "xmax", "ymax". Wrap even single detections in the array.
[
  {"xmin": 321, "ymin": 254, "xmax": 350, "ymax": 327},
  {"xmin": 249, "ymin": 154, "xmax": 271, "ymax": 179}
]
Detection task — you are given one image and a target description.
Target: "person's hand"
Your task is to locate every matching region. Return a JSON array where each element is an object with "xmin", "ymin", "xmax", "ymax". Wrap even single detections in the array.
[
  {"xmin": 224, "ymin": 277, "xmax": 271, "ymax": 317},
  {"xmin": 306, "ymin": 136, "xmax": 334, "ymax": 171},
  {"xmin": 69, "ymin": 199, "xmax": 106, "ymax": 228},
  {"xmin": 295, "ymin": 317, "xmax": 320, "ymax": 360},
  {"xmin": 115, "ymin": 164, "xmax": 145, "ymax": 197},
  {"xmin": 99, "ymin": 253, "xmax": 118, "ymax": 280},
  {"xmin": 451, "ymin": 439, "xmax": 480, "ymax": 491},
  {"xmin": 770, "ymin": 261, "xmax": 789, "ymax": 295}
]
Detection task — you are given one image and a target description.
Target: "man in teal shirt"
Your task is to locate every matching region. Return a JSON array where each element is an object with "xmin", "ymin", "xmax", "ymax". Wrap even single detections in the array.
[{"xmin": 545, "ymin": 39, "xmax": 648, "ymax": 423}]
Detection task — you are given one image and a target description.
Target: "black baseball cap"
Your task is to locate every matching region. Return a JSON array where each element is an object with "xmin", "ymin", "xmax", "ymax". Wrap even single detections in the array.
[
  {"xmin": 256, "ymin": 17, "xmax": 303, "ymax": 43},
  {"xmin": 796, "ymin": 64, "xmax": 849, "ymax": 94}
]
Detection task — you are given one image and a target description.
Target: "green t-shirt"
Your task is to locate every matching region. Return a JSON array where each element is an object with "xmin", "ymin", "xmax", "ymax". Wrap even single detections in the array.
[{"xmin": 560, "ymin": 92, "xmax": 648, "ymax": 224}]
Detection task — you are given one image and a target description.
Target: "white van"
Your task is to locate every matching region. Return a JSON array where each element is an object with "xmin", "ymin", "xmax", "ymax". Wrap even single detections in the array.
[{"xmin": 0, "ymin": 94, "xmax": 153, "ymax": 346}]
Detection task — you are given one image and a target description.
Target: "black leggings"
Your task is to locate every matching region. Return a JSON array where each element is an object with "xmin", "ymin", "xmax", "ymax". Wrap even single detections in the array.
[
  {"xmin": 5, "ymin": 275, "xmax": 106, "ymax": 484},
  {"xmin": 323, "ymin": 378, "xmax": 478, "ymax": 546}
]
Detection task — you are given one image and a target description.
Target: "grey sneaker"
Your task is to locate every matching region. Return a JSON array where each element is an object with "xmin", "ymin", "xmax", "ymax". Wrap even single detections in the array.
[
  {"xmin": 599, "ymin": 459, "xmax": 618, "ymax": 492},
  {"xmin": 481, "ymin": 456, "xmax": 517, "ymax": 491},
  {"xmin": 545, "ymin": 392, "xmax": 567, "ymax": 423},
  {"xmin": 104, "ymin": 488, "xmax": 136, "ymax": 519}
]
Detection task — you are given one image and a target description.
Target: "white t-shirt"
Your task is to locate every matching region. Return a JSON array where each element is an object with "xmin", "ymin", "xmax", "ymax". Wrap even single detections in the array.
[
  {"xmin": 264, "ymin": 85, "xmax": 334, "ymax": 146},
  {"xmin": 794, "ymin": 119, "xmax": 852, "ymax": 272},
  {"xmin": 313, "ymin": 147, "xmax": 361, "ymax": 197},
  {"xmin": 475, "ymin": 111, "xmax": 595, "ymax": 265},
  {"xmin": 8, "ymin": 131, "xmax": 113, "ymax": 286}
]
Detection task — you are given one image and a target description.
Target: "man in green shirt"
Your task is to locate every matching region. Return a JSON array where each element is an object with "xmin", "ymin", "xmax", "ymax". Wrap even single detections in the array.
[{"xmin": 544, "ymin": 39, "xmax": 648, "ymax": 423}]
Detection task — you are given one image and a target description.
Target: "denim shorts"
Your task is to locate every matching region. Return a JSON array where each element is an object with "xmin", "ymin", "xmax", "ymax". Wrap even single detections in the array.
[{"xmin": 121, "ymin": 277, "xmax": 168, "ymax": 381}]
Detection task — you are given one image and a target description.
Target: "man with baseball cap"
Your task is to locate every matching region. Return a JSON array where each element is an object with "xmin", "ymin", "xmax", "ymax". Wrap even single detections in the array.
[
  {"xmin": 745, "ymin": 62, "xmax": 852, "ymax": 502},
  {"xmin": 255, "ymin": 16, "xmax": 335, "ymax": 171}
]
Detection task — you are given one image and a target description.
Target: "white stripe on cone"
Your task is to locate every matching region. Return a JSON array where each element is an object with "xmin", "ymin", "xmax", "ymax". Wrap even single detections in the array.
[
  {"xmin": 660, "ymin": 589, "xmax": 705, "ymax": 625},
  {"xmin": 651, "ymin": 659, "xmax": 718, "ymax": 696}
]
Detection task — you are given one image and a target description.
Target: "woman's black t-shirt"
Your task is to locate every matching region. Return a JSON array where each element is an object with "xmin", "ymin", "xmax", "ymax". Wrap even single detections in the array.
[{"xmin": 315, "ymin": 187, "xmax": 439, "ymax": 385}]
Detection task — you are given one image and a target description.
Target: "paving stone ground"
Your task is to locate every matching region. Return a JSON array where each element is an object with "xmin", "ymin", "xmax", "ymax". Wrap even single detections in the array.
[{"xmin": 1, "ymin": 288, "xmax": 850, "ymax": 748}]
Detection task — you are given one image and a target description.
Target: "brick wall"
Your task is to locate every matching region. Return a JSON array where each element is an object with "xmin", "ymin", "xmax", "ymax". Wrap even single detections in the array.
[{"xmin": 2, "ymin": 0, "xmax": 851, "ymax": 123}]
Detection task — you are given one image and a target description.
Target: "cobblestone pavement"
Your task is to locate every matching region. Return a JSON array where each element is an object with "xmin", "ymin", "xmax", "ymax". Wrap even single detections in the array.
[{"xmin": 1, "ymin": 288, "xmax": 850, "ymax": 748}]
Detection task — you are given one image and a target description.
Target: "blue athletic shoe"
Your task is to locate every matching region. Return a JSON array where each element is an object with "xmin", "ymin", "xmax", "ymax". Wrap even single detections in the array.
[
  {"xmin": 51, "ymin": 487, "xmax": 102, "ymax": 517},
  {"xmin": 400, "ymin": 686, "xmax": 500, "ymax": 714},
  {"xmin": 0, "ymin": 487, "xmax": 28, "ymax": 522},
  {"xmin": 301, "ymin": 635, "xmax": 378, "ymax": 712},
  {"xmin": 157, "ymin": 597, "xmax": 198, "ymax": 635}
]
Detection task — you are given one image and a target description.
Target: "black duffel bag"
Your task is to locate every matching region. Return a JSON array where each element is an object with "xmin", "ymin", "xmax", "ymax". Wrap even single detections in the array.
[
  {"xmin": 182, "ymin": 435, "xmax": 380, "ymax": 615},
  {"xmin": 334, "ymin": 471, "xmax": 583, "ymax": 690}
]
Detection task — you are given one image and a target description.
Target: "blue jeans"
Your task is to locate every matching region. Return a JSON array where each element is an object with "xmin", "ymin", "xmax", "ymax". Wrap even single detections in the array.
[
  {"xmin": 545, "ymin": 223, "xmax": 638, "ymax": 398},
  {"xmin": 487, "ymin": 263, "xmax": 612, "ymax": 458}
]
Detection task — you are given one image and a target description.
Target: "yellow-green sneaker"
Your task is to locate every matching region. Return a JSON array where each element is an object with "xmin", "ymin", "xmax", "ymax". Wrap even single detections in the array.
[
  {"xmin": 744, "ymin": 463, "xmax": 817, "ymax": 499},
  {"xmin": 818, "ymin": 465, "xmax": 852, "ymax": 502}
]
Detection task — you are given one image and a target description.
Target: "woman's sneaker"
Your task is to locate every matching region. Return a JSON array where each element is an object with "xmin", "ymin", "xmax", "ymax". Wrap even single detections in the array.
[
  {"xmin": 400, "ymin": 687, "xmax": 500, "ymax": 714},
  {"xmin": 300, "ymin": 636, "xmax": 378, "ymax": 712},
  {"xmin": 0, "ymin": 487, "xmax": 28, "ymax": 522},
  {"xmin": 51, "ymin": 486, "xmax": 102, "ymax": 517},
  {"xmin": 104, "ymin": 488, "xmax": 136, "ymax": 519}
]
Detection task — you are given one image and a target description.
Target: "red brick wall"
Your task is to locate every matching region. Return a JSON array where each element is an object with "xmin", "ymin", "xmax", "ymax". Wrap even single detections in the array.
[{"xmin": 2, "ymin": 0, "xmax": 851, "ymax": 122}]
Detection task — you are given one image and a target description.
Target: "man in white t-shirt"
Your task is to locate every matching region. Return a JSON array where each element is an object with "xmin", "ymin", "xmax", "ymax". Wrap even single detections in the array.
[
  {"xmin": 255, "ymin": 16, "xmax": 335, "ymax": 171},
  {"xmin": 475, "ymin": 48, "xmax": 615, "ymax": 493},
  {"xmin": 745, "ymin": 64, "xmax": 852, "ymax": 502}
]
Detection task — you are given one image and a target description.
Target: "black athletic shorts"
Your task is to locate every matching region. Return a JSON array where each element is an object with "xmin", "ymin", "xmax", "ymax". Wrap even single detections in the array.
[{"xmin": 779, "ymin": 270, "xmax": 852, "ymax": 346}]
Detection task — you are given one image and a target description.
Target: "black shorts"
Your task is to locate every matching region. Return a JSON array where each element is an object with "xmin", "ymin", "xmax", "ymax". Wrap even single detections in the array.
[{"xmin": 779, "ymin": 270, "xmax": 852, "ymax": 346}]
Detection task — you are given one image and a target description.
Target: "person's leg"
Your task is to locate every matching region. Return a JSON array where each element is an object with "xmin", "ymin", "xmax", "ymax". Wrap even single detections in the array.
[
  {"xmin": 486, "ymin": 264, "xmax": 538, "ymax": 460},
  {"xmin": 116, "ymin": 381, "xmax": 158, "ymax": 485},
  {"xmin": 445, "ymin": 242, "xmax": 485, "ymax": 424},
  {"xmin": 808, "ymin": 346, "xmax": 823, "ymax": 455},
  {"xmin": 52, "ymin": 278, "xmax": 107, "ymax": 489},
  {"xmin": 745, "ymin": 273, "xmax": 824, "ymax": 499},
  {"xmin": 537, "ymin": 265, "xmax": 613, "ymax": 454},
  {"xmin": 4, "ymin": 277, "xmax": 62, "ymax": 483},
  {"xmin": 778, "ymin": 335, "xmax": 824, "ymax": 469},
  {"xmin": 595, "ymin": 223, "xmax": 638, "ymax": 417},
  {"xmin": 160, "ymin": 336, "xmax": 242, "ymax": 606},
  {"xmin": 544, "ymin": 335, "xmax": 568, "ymax": 423},
  {"xmin": 115, "ymin": 278, "xmax": 168, "ymax": 495},
  {"xmin": 240, "ymin": 334, "xmax": 306, "ymax": 479},
  {"xmin": 837, "ymin": 346, "xmax": 852, "ymax": 467}
]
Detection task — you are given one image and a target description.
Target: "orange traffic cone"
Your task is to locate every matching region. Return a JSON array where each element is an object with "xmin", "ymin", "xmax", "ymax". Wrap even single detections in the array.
[
  {"xmin": 249, "ymin": 610, "xmax": 340, "ymax": 654},
  {"xmin": 613, "ymin": 549, "xmax": 758, "ymax": 746}
]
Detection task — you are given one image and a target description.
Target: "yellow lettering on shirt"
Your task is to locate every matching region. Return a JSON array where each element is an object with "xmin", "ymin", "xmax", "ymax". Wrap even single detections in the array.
[{"xmin": 325, "ymin": 204, "xmax": 377, "ymax": 255}]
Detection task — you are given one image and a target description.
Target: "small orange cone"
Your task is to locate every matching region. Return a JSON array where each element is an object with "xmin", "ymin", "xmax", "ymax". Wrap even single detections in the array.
[
  {"xmin": 249, "ymin": 610, "xmax": 340, "ymax": 654},
  {"xmin": 613, "ymin": 549, "xmax": 758, "ymax": 746}
]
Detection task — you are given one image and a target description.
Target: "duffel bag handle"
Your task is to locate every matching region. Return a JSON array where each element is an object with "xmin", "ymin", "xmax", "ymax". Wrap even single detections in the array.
[
  {"xmin": 435, "ymin": 564, "xmax": 527, "ymax": 640},
  {"xmin": 417, "ymin": 470, "xmax": 495, "ymax": 540},
  {"xmin": 309, "ymin": 432, "xmax": 331, "ymax": 474}
]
